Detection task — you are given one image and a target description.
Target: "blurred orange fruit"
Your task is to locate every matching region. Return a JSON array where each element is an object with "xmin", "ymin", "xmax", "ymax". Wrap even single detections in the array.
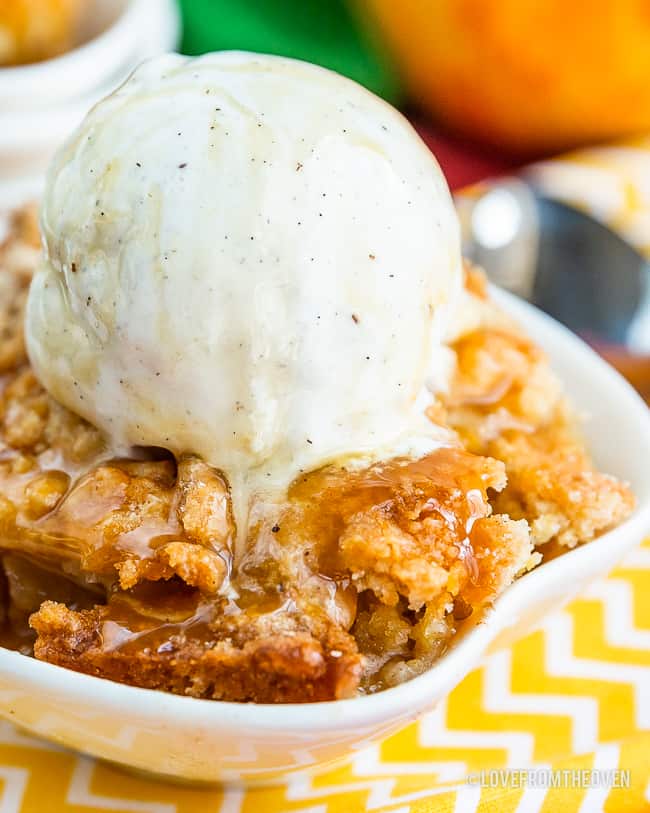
[
  {"xmin": 362, "ymin": 0, "xmax": 650, "ymax": 154},
  {"xmin": 0, "ymin": 0, "xmax": 82, "ymax": 66}
]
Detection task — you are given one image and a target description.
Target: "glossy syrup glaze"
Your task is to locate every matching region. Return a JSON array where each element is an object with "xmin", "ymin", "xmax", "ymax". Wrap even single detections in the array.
[{"xmin": 0, "ymin": 446, "xmax": 501, "ymax": 662}]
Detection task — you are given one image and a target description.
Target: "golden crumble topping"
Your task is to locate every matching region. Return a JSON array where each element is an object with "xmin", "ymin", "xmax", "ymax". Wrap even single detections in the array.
[{"xmin": 439, "ymin": 266, "xmax": 635, "ymax": 549}]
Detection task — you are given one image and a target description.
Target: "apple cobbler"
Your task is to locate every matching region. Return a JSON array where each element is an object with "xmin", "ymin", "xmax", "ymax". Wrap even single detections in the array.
[{"xmin": 0, "ymin": 208, "xmax": 634, "ymax": 702}]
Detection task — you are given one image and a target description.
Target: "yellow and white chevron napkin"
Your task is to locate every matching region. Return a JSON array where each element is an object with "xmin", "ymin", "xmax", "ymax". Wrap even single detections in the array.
[{"xmin": 0, "ymin": 535, "xmax": 647, "ymax": 812}]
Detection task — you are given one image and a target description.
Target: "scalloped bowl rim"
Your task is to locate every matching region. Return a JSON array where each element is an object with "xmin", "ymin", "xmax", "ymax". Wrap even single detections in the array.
[{"xmin": 0, "ymin": 286, "xmax": 649, "ymax": 738}]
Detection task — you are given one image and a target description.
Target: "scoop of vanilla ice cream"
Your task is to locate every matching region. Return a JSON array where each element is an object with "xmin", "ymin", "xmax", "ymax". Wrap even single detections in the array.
[{"xmin": 26, "ymin": 51, "xmax": 462, "ymax": 529}]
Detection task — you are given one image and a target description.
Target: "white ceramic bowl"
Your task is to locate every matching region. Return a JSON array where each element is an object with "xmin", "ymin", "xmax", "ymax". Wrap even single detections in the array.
[
  {"xmin": 0, "ymin": 287, "xmax": 648, "ymax": 785},
  {"xmin": 0, "ymin": 0, "xmax": 179, "ymax": 209}
]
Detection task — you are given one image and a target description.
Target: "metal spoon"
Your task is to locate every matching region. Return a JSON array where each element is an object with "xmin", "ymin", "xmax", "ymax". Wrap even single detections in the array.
[{"xmin": 456, "ymin": 179, "xmax": 650, "ymax": 398}]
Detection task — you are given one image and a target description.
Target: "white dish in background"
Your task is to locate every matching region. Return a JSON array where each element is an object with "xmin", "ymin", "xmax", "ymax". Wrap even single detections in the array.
[
  {"xmin": 0, "ymin": 286, "xmax": 648, "ymax": 785},
  {"xmin": 0, "ymin": 0, "xmax": 179, "ymax": 210}
]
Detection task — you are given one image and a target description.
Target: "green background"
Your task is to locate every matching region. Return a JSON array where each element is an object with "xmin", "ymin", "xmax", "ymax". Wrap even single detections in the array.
[{"xmin": 177, "ymin": 0, "xmax": 402, "ymax": 103}]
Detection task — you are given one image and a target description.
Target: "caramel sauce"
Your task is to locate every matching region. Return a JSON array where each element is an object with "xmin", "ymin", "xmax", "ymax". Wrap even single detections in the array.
[
  {"xmin": 0, "ymin": 452, "xmax": 188, "ymax": 578},
  {"xmin": 0, "ymin": 552, "xmax": 102, "ymax": 652},
  {"xmin": 285, "ymin": 447, "xmax": 497, "ymax": 575},
  {"xmin": 0, "ymin": 446, "xmax": 501, "ymax": 660},
  {"xmin": 93, "ymin": 580, "xmax": 307, "ymax": 656},
  {"xmin": 238, "ymin": 446, "xmax": 500, "ymax": 632},
  {"xmin": 97, "ymin": 582, "xmax": 216, "ymax": 655},
  {"xmin": 85, "ymin": 449, "xmax": 497, "ymax": 657}
]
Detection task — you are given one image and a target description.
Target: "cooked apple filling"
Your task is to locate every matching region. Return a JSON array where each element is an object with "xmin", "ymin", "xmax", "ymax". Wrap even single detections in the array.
[{"xmin": 0, "ymin": 209, "xmax": 634, "ymax": 702}]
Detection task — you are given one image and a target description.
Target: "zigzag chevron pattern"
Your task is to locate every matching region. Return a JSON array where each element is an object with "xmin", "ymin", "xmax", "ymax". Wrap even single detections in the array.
[{"xmin": 0, "ymin": 537, "xmax": 648, "ymax": 813}]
